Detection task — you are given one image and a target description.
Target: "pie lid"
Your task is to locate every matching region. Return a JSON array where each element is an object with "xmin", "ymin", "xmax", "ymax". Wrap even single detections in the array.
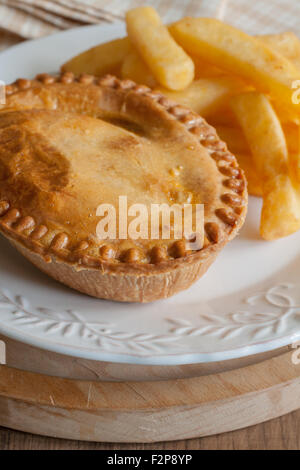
[{"xmin": 0, "ymin": 73, "xmax": 247, "ymax": 272}]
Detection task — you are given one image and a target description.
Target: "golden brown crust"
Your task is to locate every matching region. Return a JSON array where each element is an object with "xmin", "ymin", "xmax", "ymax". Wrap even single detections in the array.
[
  {"xmin": 0, "ymin": 72, "xmax": 247, "ymax": 285},
  {"xmin": 10, "ymin": 236, "xmax": 226, "ymax": 302}
]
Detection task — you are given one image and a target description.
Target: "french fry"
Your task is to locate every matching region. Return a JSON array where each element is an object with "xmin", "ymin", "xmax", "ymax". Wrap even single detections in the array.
[
  {"xmin": 258, "ymin": 32, "xmax": 300, "ymax": 70},
  {"xmin": 215, "ymin": 125, "xmax": 249, "ymax": 154},
  {"xmin": 126, "ymin": 7, "xmax": 194, "ymax": 90},
  {"xmin": 214, "ymin": 125, "xmax": 298, "ymax": 198},
  {"xmin": 272, "ymin": 101, "xmax": 300, "ymax": 125},
  {"xmin": 231, "ymin": 92, "xmax": 300, "ymax": 240},
  {"xmin": 264, "ymin": 34, "xmax": 300, "ymax": 123},
  {"xmin": 155, "ymin": 76, "xmax": 249, "ymax": 119},
  {"xmin": 260, "ymin": 174, "xmax": 300, "ymax": 240},
  {"xmin": 121, "ymin": 49, "xmax": 157, "ymax": 88},
  {"xmin": 283, "ymin": 123, "xmax": 300, "ymax": 154},
  {"xmin": 213, "ymin": 127, "xmax": 262, "ymax": 196},
  {"xmin": 207, "ymin": 107, "xmax": 239, "ymax": 127},
  {"xmin": 289, "ymin": 152, "xmax": 300, "ymax": 186},
  {"xmin": 62, "ymin": 37, "xmax": 130, "ymax": 76},
  {"xmin": 192, "ymin": 56, "xmax": 224, "ymax": 79},
  {"xmin": 221, "ymin": 119, "xmax": 300, "ymax": 155},
  {"xmin": 234, "ymin": 153, "xmax": 262, "ymax": 198},
  {"xmin": 170, "ymin": 18, "xmax": 300, "ymax": 115}
]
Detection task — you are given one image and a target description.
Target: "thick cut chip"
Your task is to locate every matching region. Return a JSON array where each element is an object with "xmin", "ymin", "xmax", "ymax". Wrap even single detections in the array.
[
  {"xmin": 214, "ymin": 127, "xmax": 262, "ymax": 197},
  {"xmin": 258, "ymin": 32, "xmax": 300, "ymax": 70},
  {"xmin": 126, "ymin": 7, "xmax": 194, "ymax": 90},
  {"xmin": 170, "ymin": 18, "xmax": 300, "ymax": 115},
  {"xmin": 234, "ymin": 153, "xmax": 262, "ymax": 198},
  {"xmin": 62, "ymin": 37, "xmax": 130, "ymax": 76},
  {"xmin": 155, "ymin": 77, "xmax": 249, "ymax": 119},
  {"xmin": 231, "ymin": 92, "xmax": 300, "ymax": 240},
  {"xmin": 214, "ymin": 125, "xmax": 249, "ymax": 155},
  {"xmin": 192, "ymin": 56, "xmax": 224, "ymax": 79},
  {"xmin": 121, "ymin": 49, "xmax": 157, "ymax": 88},
  {"xmin": 283, "ymin": 123, "xmax": 300, "ymax": 154}
]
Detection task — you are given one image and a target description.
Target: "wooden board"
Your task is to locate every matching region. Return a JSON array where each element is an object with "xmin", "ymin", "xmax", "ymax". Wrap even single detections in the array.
[{"xmin": 0, "ymin": 349, "xmax": 300, "ymax": 442}]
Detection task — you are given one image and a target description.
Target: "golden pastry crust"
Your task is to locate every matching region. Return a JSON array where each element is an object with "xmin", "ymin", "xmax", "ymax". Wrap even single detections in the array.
[{"xmin": 0, "ymin": 72, "xmax": 247, "ymax": 301}]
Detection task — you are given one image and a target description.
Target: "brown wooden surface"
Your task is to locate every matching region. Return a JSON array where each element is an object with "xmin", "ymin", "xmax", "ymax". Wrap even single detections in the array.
[
  {"xmin": 0, "ymin": 349, "xmax": 299, "ymax": 448},
  {"xmin": 0, "ymin": 411, "xmax": 299, "ymax": 450}
]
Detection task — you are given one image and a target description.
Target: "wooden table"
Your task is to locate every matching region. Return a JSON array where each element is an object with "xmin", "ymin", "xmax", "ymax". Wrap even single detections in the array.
[{"xmin": 1, "ymin": 410, "xmax": 299, "ymax": 450}]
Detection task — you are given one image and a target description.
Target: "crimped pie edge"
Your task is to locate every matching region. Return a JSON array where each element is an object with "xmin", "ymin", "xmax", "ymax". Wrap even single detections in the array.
[{"xmin": 0, "ymin": 72, "xmax": 248, "ymax": 275}]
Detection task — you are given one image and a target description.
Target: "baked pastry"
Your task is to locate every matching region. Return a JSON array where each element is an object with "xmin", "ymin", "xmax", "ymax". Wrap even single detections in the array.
[{"xmin": 0, "ymin": 72, "xmax": 247, "ymax": 302}]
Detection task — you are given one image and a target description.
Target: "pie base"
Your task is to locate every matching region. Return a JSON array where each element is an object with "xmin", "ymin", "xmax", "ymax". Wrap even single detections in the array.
[{"xmin": 10, "ymin": 237, "xmax": 225, "ymax": 303}]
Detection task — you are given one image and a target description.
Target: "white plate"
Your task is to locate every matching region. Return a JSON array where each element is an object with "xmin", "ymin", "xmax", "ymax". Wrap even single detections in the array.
[{"xmin": 0, "ymin": 23, "xmax": 300, "ymax": 365}]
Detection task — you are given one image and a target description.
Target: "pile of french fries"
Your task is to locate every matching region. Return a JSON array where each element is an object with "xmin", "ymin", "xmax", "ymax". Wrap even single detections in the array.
[{"xmin": 62, "ymin": 6, "xmax": 300, "ymax": 241}]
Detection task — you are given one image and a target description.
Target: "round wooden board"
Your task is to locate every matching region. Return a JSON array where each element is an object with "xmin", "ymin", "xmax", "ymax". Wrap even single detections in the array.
[
  {"xmin": 0, "ymin": 349, "xmax": 300, "ymax": 442},
  {"xmin": 0, "ymin": 334, "xmax": 291, "ymax": 381}
]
